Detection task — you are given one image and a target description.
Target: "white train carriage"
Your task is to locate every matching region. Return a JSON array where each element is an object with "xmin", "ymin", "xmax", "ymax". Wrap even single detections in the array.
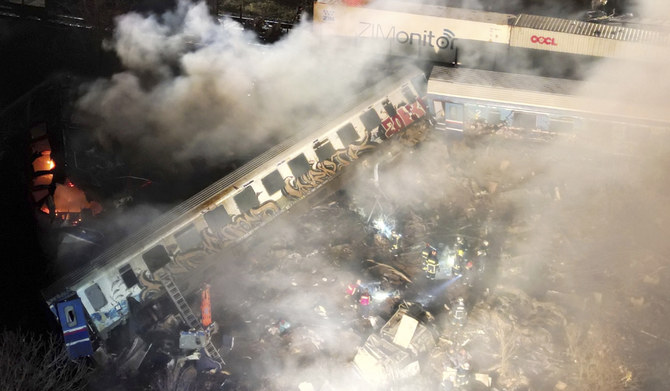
[
  {"xmin": 426, "ymin": 66, "xmax": 670, "ymax": 140},
  {"xmin": 313, "ymin": 0, "xmax": 513, "ymax": 64},
  {"xmin": 43, "ymin": 68, "xmax": 429, "ymax": 358},
  {"xmin": 313, "ymin": 0, "xmax": 670, "ymax": 68}
]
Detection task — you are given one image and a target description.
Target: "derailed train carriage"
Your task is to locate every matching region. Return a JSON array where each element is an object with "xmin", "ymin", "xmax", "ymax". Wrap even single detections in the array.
[
  {"xmin": 313, "ymin": 0, "xmax": 670, "ymax": 74},
  {"xmin": 42, "ymin": 68, "xmax": 430, "ymax": 360},
  {"xmin": 425, "ymin": 65, "xmax": 670, "ymax": 142}
]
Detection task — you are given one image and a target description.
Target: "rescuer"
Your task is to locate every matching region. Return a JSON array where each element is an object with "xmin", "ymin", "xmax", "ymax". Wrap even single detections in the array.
[
  {"xmin": 422, "ymin": 244, "xmax": 439, "ymax": 280},
  {"xmin": 421, "ymin": 243, "xmax": 437, "ymax": 260},
  {"xmin": 449, "ymin": 297, "xmax": 468, "ymax": 327},
  {"xmin": 346, "ymin": 279, "xmax": 362, "ymax": 298},
  {"xmin": 451, "ymin": 236, "xmax": 467, "ymax": 277},
  {"xmin": 390, "ymin": 230, "xmax": 402, "ymax": 255}
]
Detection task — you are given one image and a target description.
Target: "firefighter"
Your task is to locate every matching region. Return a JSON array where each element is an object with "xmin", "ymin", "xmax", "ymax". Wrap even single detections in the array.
[
  {"xmin": 422, "ymin": 246, "xmax": 439, "ymax": 280},
  {"xmin": 390, "ymin": 230, "xmax": 402, "ymax": 255},
  {"xmin": 346, "ymin": 279, "xmax": 362, "ymax": 298},
  {"xmin": 449, "ymin": 297, "xmax": 468, "ymax": 327},
  {"xmin": 452, "ymin": 236, "xmax": 467, "ymax": 277},
  {"xmin": 421, "ymin": 243, "xmax": 437, "ymax": 260},
  {"xmin": 359, "ymin": 289, "xmax": 371, "ymax": 318}
]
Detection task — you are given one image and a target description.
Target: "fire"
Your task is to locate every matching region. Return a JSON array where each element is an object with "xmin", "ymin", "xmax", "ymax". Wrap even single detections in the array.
[{"xmin": 33, "ymin": 151, "xmax": 103, "ymax": 218}]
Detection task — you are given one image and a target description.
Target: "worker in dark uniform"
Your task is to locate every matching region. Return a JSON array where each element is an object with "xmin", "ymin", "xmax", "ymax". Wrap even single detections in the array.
[
  {"xmin": 451, "ymin": 236, "xmax": 467, "ymax": 277},
  {"xmin": 421, "ymin": 243, "xmax": 437, "ymax": 260},
  {"xmin": 423, "ymin": 248, "xmax": 439, "ymax": 280}
]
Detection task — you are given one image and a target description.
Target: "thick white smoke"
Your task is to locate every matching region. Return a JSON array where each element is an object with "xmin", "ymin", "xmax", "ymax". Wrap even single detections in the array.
[{"xmin": 77, "ymin": 0, "xmax": 392, "ymax": 171}]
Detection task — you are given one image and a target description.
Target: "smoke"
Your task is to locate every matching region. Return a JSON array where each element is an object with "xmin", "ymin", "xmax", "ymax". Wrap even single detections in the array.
[
  {"xmin": 75, "ymin": 0, "xmax": 670, "ymax": 389},
  {"xmin": 76, "ymin": 0, "xmax": 396, "ymax": 174}
]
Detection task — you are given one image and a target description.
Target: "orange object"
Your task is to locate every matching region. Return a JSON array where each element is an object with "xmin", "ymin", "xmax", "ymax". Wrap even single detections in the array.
[{"xmin": 201, "ymin": 285, "xmax": 212, "ymax": 327}]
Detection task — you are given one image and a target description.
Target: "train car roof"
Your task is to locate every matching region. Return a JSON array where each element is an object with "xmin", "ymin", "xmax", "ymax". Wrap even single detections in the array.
[
  {"xmin": 41, "ymin": 65, "xmax": 426, "ymax": 302},
  {"xmin": 427, "ymin": 66, "xmax": 670, "ymax": 126},
  {"xmin": 317, "ymin": 0, "xmax": 515, "ymax": 25},
  {"xmin": 515, "ymin": 14, "xmax": 670, "ymax": 45}
]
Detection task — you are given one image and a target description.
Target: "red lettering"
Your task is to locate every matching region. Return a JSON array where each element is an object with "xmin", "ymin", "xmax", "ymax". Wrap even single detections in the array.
[
  {"xmin": 381, "ymin": 99, "xmax": 427, "ymax": 138},
  {"xmin": 530, "ymin": 35, "xmax": 557, "ymax": 46},
  {"xmin": 397, "ymin": 106, "xmax": 413, "ymax": 127},
  {"xmin": 382, "ymin": 115, "xmax": 404, "ymax": 138}
]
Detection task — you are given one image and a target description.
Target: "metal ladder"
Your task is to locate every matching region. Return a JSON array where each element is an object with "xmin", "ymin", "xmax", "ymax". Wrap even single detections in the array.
[{"xmin": 154, "ymin": 269, "xmax": 225, "ymax": 366}]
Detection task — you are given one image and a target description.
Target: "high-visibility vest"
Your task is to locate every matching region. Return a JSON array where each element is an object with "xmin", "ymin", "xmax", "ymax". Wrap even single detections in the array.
[
  {"xmin": 360, "ymin": 294, "xmax": 370, "ymax": 306},
  {"xmin": 346, "ymin": 283, "xmax": 358, "ymax": 296},
  {"xmin": 201, "ymin": 285, "xmax": 212, "ymax": 328}
]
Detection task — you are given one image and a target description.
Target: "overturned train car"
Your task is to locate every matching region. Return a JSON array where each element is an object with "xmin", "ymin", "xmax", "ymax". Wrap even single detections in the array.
[{"xmin": 42, "ymin": 69, "xmax": 429, "ymax": 359}]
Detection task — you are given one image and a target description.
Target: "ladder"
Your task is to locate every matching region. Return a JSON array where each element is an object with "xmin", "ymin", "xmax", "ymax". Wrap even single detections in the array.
[{"xmin": 154, "ymin": 269, "xmax": 225, "ymax": 366}]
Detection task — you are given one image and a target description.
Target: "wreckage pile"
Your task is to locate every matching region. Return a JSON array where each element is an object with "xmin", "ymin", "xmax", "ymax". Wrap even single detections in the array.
[{"xmin": 126, "ymin": 117, "xmax": 660, "ymax": 391}]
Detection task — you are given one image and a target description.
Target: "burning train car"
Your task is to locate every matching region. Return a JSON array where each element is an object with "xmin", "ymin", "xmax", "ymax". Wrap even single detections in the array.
[{"xmin": 41, "ymin": 68, "xmax": 430, "ymax": 361}]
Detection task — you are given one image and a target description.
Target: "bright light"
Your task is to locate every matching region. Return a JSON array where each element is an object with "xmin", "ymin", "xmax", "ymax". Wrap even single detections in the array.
[
  {"xmin": 373, "ymin": 291, "xmax": 390, "ymax": 301},
  {"xmin": 372, "ymin": 215, "xmax": 394, "ymax": 238}
]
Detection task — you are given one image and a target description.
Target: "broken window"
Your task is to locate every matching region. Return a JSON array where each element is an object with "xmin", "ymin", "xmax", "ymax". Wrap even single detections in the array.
[
  {"xmin": 262, "ymin": 170, "xmax": 284, "ymax": 195},
  {"xmin": 382, "ymin": 99, "xmax": 397, "ymax": 117},
  {"xmin": 314, "ymin": 141, "xmax": 336, "ymax": 162},
  {"xmin": 64, "ymin": 305, "xmax": 77, "ymax": 327},
  {"xmin": 234, "ymin": 186, "xmax": 260, "ymax": 213},
  {"xmin": 84, "ymin": 283, "xmax": 107, "ymax": 311},
  {"xmin": 360, "ymin": 108, "xmax": 381, "ymax": 131},
  {"xmin": 337, "ymin": 123, "xmax": 359, "ymax": 146},
  {"xmin": 119, "ymin": 264, "xmax": 139, "ymax": 289},
  {"xmin": 204, "ymin": 205, "xmax": 231, "ymax": 230},
  {"xmin": 174, "ymin": 224, "xmax": 201, "ymax": 252},
  {"xmin": 142, "ymin": 244, "xmax": 171, "ymax": 273},
  {"xmin": 402, "ymin": 84, "xmax": 418, "ymax": 103},
  {"xmin": 288, "ymin": 154, "xmax": 310, "ymax": 178}
]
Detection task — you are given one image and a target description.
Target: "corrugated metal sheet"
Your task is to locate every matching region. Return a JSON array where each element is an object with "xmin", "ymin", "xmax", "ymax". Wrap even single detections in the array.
[{"xmin": 515, "ymin": 14, "xmax": 670, "ymax": 45}]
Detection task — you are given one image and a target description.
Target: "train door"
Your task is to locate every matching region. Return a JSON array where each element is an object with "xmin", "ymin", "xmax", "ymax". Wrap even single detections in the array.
[
  {"xmin": 443, "ymin": 102, "xmax": 464, "ymax": 133},
  {"xmin": 56, "ymin": 298, "xmax": 94, "ymax": 359}
]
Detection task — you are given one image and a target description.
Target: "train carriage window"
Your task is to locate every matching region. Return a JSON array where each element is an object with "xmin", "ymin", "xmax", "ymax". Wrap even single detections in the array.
[
  {"xmin": 446, "ymin": 103, "xmax": 464, "ymax": 121},
  {"xmin": 288, "ymin": 154, "xmax": 310, "ymax": 179},
  {"xmin": 382, "ymin": 99, "xmax": 397, "ymax": 117},
  {"xmin": 261, "ymin": 170, "xmax": 284, "ymax": 195},
  {"xmin": 401, "ymin": 84, "xmax": 417, "ymax": 103},
  {"xmin": 142, "ymin": 244, "xmax": 172, "ymax": 273},
  {"xmin": 487, "ymin": 109, "xmax": 501, "ymax": 124},
  {"xmin": 536, "ymin": 115, "xmax": 550, "ymax": 131},
  {"xmin": 513, "ymin": 112, "xmax": 536, "ymax": 129},
  {"xmin": 337, "ymin": 123, "xmax": 359, "ymax": 146},
  {"xmin": 119, "ymin": 264, "xmax": 139, "ymax": 288},
  {"xmin": 204, "ymin": 205, "xmax": 231, "ymax": 231},
  {"xmin": 314, "ymin": 141, "xmax": 336, "ymax": 162},
  {"xmin": 84, "ymin": 283, "xmax": 107, "ymax": 311},
  {"xmin": 174, "ymin": 224, "xmax": 201, "ymax": 252},
  {"xmin": 432, "ymin": 101, "xmax": 445, "ymax": 119},
  {"xmin": 64, "ymin": 305, "xmax": 77, "ymax": 327},
  {"xmin": 359, "ymin": 108, "xmax": 381, "ymax": 131},
  {"xmin": 233, "ymin": 186, "xmax": 260, "ymax": 213},
  {"xmin": 549, "ymin": 119, "xmax": 574, "ymax": 133}
]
